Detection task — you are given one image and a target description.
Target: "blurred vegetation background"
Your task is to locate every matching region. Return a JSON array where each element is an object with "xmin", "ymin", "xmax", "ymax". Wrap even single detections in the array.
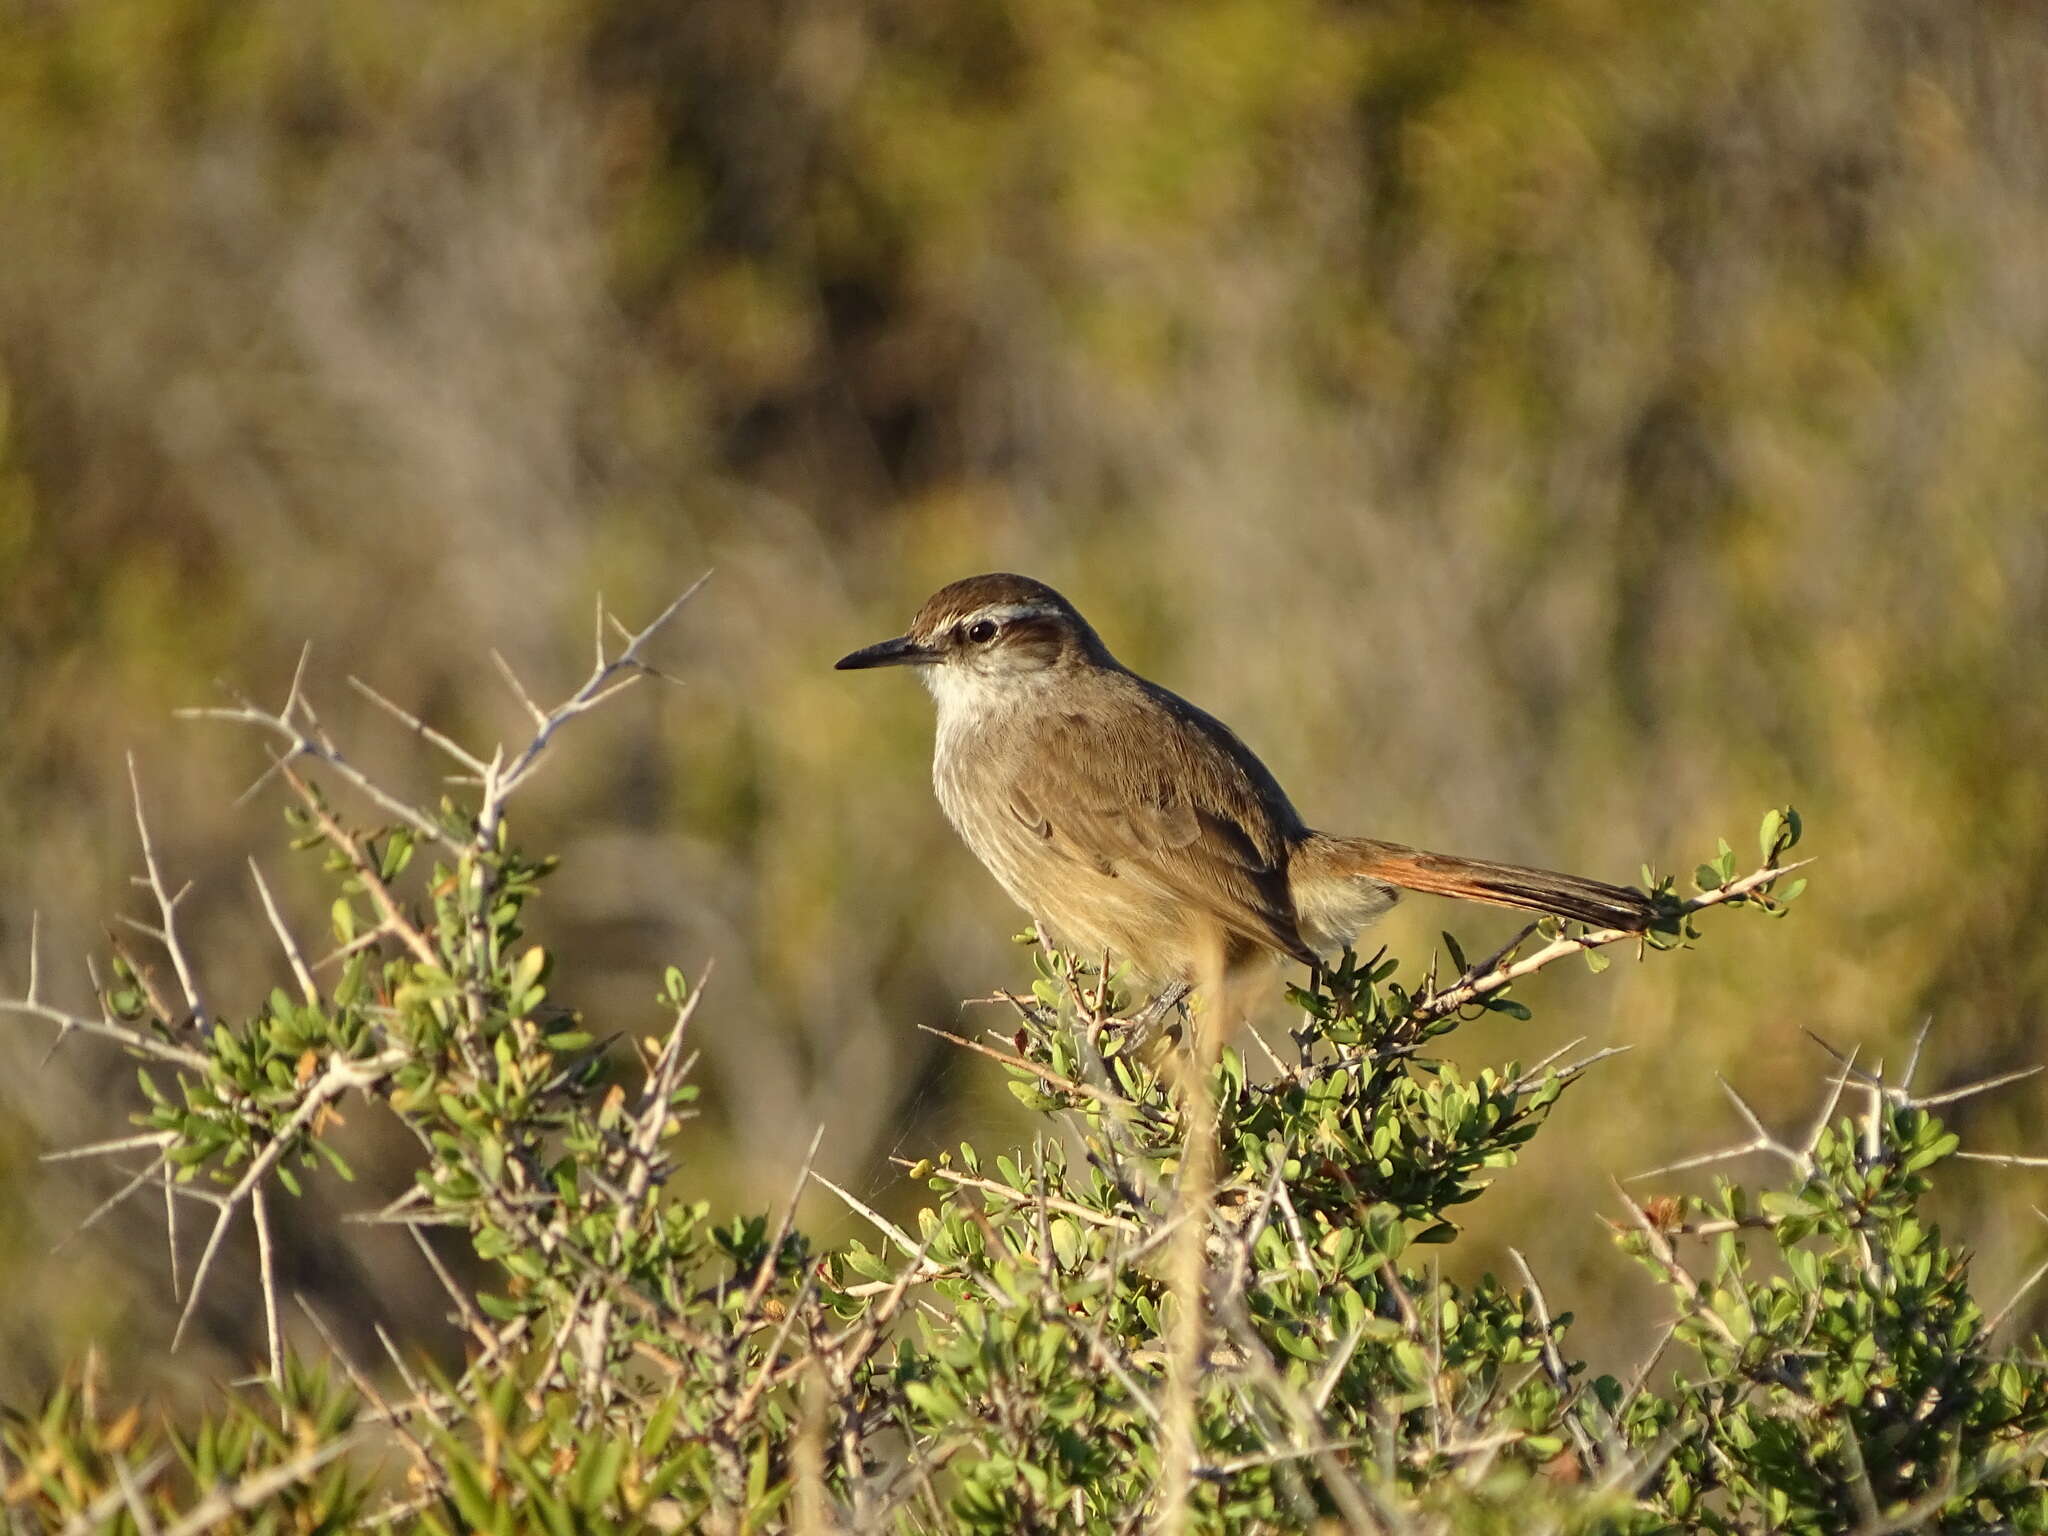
[{"xmin": 3, "ymin": 0, "xmax": 2046, "ymax": 1404}]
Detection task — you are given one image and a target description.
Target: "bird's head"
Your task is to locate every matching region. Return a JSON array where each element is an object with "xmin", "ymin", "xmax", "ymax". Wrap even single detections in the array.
[{"xmin": 835, "ymin": 573, "xmax": 1112, "ymax": 709}]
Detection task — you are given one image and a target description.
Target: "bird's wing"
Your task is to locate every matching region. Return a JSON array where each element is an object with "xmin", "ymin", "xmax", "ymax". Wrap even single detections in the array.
[{"xmin": 1003, "ymin": 698, "xmax": 1318, "ymax": 968}]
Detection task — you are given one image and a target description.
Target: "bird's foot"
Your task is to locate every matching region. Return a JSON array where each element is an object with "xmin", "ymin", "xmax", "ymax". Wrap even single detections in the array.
[{"xmin": 1117, "ymin": 981, "xmax": 1192, "ymax": 1047}]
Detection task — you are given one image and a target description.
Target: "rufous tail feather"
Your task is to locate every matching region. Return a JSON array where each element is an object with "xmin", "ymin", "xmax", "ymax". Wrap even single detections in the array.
[{"xmin": 1326, "ymin": 837, "xmax": 1656, "ymax": 931}]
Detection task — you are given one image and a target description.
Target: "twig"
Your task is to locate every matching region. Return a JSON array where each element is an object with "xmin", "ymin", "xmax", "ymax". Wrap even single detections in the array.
[
  {"xmin": 809, "ymin": 1172, "xmax": 921, "ymax": 1260},
  {"xmin": 127, "ymin": 755, "xmax": 206, "ymax": 1025},
  {"xmin": 177, "ymin": 686, "xmax": 453, "ymax": 849},
  {"xmin": 276, "ymin": 761, "xmax": 436, "ymax": 969},
  {"xmin": 890, "ymin": 1157, "xmax": 1142, "ymax": 1233},
  {"xmin": 112, "ymin": 1454, "xmax": 163, "ymax": 1536},
  {"xmin": 1212, "ymin": 1292, "xmax": 1390, "ymax": 1534},
  {"xmin": 742, "ymin": 1122, "xmax": 829, "ymax": 1322},
  {"xmin": 1407, "ymin": 860, "xmax": 1812, "ymax": 1028},
  {"xmin": 41, "ymin": 1130, "xmax": 177, "ymax": 1164},
  {"xmin": 1510, "ymin": 1247, "xmax": 1601, "ymax": 1469},
  {"xmin": 1508, "ymin": 1041, "xmax": 1632, "ymax": 1097},
  {"xmin": 248, "ymin": 860, "xmax": 318, "ymax": 1006},
  {"xmin": 479, "ymin": 574, "xmax": 709, "ymax": 839},
  {"xmin": 172, "ymin": 1051, "xmax": 406, "ymax": 1349},
  {"xmin": 724, "ymin": 1271, "xmax": 822, "ymax": 1435},
  {"xmin": 1609, "ymin": 1180, "xmax": 1744, "ymax": 1353},
  {"xmin": 407, "ymin": 1225, "xmax": 496, "ymax": 1352},
  {"xmin": 346, "ymin": 675, "xmax": 489, "ymax": 775},
  {"xmin": 0, "ymin": 919, "xmax": 209, "ymax": 1070},
  {"xmin": 918, "ymin": 1025, "xmax": 1146, "ymax": 1115},
  {"xmin": 251, "ymin": 1187, "xmax": 285, "ymax": 1393},
  {"xmin": 577, "ymin": 981, "xmax": 709, "ymax": 1395},
  {"xmin": 50, "ymin": 1146, "xmax": 175, "ymax": 1252},
  {"xmin": 156, "ymin": 1432, "xmax": 364, "ymax": 1536},
  {"xmin": 297, "ymin": 1299, "xmax": 443, "ymax": 1492},
  {"xmin": 53, "ymin": 1454, "xmax": 174, "ymax": 1536}
]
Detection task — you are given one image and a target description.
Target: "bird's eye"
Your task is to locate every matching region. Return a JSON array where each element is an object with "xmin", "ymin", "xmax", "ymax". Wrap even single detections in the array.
[{"xmin": 966, "ymin": 619, "xmax": 999, "ymax": 645}]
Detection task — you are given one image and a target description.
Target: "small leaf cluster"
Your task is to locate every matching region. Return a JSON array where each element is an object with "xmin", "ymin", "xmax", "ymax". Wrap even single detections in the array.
[{"xmin": 1617, "ymin": 1097, "xmax": 2048, "ymax": 1532}]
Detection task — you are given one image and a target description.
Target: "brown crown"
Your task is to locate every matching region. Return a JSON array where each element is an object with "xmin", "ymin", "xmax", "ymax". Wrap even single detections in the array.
[{"xmin": 907, "ymin": 573, "xmax": 1080, "ymax": 639}]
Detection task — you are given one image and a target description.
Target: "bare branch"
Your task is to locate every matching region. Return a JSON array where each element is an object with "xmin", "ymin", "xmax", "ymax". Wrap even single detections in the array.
[
  {"xmin": 1910, "ymin": 1065, "xmax": 2044, "ymax": 1110},
  {"xmin": 1609, "ymin": 1179, "xmax": 1744, "ymax": 1353},
  {"xmin": 920, "ymin": 1024, "xmax": 1153, "ymax": 1117},
  {"xmin": 172, "ymin": 1050, "xmax": 406, "ymax": 1350},
  {"xmin": 1801, "ymin": 1045, "xmax": 1860, "ymax": 1156},
  {"xmin": 52, "ymin": 1146, "xmax": 176, "ymax": 1251},
  {"xmin": 164, "ymin": 1157, "xmax": 181, "ymax": 1301},
  {"xmin": 112, "ymin": 1453, "xmax": 163, "ymax": 1536},
  {"xmin": 298, "ymin": 1298, "xmax": 443, "ymax": 1490},
  {"xmin": 127, "ymin": 756, "xmax": 206, "ymax": 1025},
  {"xmin": 346, "ymin": 674, "xmax": 489, "ymax": 775},
  {"xmin": 576, "ymin": 980, "xmax": 710, "ymax": 1395},
  {"xmin": 176, "ymin": 696, "xmax": 453, "ymax": 849},
  {"xmin": 1899, "ymin": 1016, "xmax": 1935, "ymax": 1094},
  {"xmin": 0, "ymin": 985, "xmax": 211, "ymax": 1070},
  {"xmin": 809, "ymin": 1171, "xmax": 922, "ymax": 1259},
  {"xmin": 1984, "ymin": 1210, "xmax": 2048, "ymax": 1339},
  {"xmin": 248, "ymin": 859, "xmax": 318, "ymax": 1006},
  {"xmin": 888, "ymin": 1157, "xmax": 1142, "ymax": 1233},
  {"xmin": 490, "ymin": 651, "xmax": 550, "ymax": 728},
  {"xmin": 1955, "ymin": 1150, "xmax": 2048, "ymax": 1169},
  {"xmin": 41, "ymin": 1130, "xmax": 177, "ymax": 1164},
  {"xmin": 743, "ymin": 1122, "xmax": 829, "ymax": 1322},
  {"xmin": 482, "ymin": 572, "xmax": 709, "ymax": 821},
  {"xmin": 251, "ymin": 1187, "xmax": 285, "ymax": 1393},
  {"xmin": 1508, "ymin": 1040, "xmax": 1631, "ymax": 1096}
]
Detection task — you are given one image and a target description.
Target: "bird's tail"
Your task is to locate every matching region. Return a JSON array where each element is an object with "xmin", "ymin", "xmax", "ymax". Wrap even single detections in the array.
[{"xmin": 1304, "ymin": 835, "xmax": 1657, "ymax": 931}]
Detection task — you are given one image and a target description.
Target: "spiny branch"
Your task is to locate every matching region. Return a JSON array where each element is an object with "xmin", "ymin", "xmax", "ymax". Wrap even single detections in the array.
[
  {"xmin": 478, "ymin": 574, "xmax": 708, "ymax": 846},
  {"xmin": 126, "ymin": 755, "xmax": 207, "ymax": 1026},
  {"xmin": 172, "ymin": 1050, "xmax": 407, "ymax": 1350},
  {"xmin": 177, "ymin": 644, "xmax": 453, "ymax": 848},
  {"xmin": 0, "ymin": 917, "xmax": 210, "ymax": 1070}
]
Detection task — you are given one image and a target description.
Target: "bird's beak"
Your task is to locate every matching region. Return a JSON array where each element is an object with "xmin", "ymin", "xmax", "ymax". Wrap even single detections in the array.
[{"xmin": 835, "ymin": 634, "xmax": 938, "ymax": 670}]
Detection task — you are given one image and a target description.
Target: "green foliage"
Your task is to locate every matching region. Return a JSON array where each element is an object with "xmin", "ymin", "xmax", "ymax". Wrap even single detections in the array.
[
  {"xmin": 7, "ymin": 0, "xmax": 2048, "ymax": 1437},
  {"xmin": 1, "ymin": 660, "xmax": 2043, "ymax": 1535}
]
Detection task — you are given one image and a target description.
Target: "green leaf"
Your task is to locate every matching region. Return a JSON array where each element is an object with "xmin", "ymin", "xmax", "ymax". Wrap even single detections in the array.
[{"xmin": 1902, "ymin": 1130, "xmax": 1959, "ymax": 1173}]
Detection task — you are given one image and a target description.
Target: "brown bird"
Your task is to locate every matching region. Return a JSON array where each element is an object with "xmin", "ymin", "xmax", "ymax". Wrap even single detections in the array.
[{"xmin": 837, "ymin": 573, "xmax": 1654, "ymax": 986}]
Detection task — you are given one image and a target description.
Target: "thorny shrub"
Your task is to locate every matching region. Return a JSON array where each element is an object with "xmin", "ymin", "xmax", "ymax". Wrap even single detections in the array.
[{"xmin": 2, "ymin": 600, "xmax": 2044, "ymax": 1534}]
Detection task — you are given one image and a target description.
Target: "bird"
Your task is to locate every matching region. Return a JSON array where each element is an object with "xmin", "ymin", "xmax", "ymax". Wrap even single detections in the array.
[{"xmin": 836, "ymin": 573, "xmax": 1656, "ymax": 988}]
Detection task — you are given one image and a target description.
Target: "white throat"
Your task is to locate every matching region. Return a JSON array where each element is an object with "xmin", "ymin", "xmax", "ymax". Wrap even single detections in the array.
[{"xmin": 923, "ymin": 658, "xmax": 1063, "ymax": 746}]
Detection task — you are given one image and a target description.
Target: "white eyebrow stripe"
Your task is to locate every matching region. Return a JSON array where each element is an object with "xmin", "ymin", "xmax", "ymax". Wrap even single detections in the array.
[{"xmin": 964, "ymin": 603, "xmax": 1060, "ymax": 628}]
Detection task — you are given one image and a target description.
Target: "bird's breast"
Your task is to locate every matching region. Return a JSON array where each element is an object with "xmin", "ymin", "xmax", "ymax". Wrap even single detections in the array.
[
  {"xmin": 930, "ymin": 710, "xmax": 1168, "ymax": 967},
  {"xmin": 930, "ymin": 715, "xmax": 1039, "ymax": 903}
]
